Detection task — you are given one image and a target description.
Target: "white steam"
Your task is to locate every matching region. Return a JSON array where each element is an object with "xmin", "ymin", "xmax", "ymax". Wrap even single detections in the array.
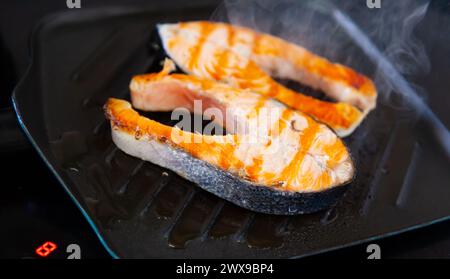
[
  {"xmin": 210, "ymin": 0, "xmax": 450, "ymax": 156},
  {"xmin": 211, "ymin": 0, "xmax": 430, "ymax": 105}
]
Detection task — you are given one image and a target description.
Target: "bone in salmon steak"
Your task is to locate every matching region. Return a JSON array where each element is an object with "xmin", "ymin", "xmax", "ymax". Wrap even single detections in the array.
[
  {"xmin": 104, "ymin": 60, "xmax": 355, "ymax": 215},
  {"xmin": 157, "ymin": 21, "xmax": 378, "ymax": 137}
]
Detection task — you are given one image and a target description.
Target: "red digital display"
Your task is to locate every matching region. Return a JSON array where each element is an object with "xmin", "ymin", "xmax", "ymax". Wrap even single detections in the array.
[{"xmin": 35, "ymin": 241, "xmax": 58, "ymax": 257}]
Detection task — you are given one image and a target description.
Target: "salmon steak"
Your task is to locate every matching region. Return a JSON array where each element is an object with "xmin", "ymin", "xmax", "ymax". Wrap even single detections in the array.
[
  {"xmin": 157, "ymin": 21, "xmax": 378, "ymax": 137},
  {"xmin": 104, "ymin": 60, "xmax": 355, "ymax": 215}
]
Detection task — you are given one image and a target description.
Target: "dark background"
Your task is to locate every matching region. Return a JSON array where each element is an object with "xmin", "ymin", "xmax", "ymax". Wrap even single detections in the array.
[{"xmin": 1, "ymin": 0, "xmax": 449, "ymax": 259}]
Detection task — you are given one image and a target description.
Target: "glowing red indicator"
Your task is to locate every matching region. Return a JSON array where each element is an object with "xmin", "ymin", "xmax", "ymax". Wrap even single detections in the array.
[{"xmin": 35, "ymin": 241, "xmax": 58, "ymax": 257}]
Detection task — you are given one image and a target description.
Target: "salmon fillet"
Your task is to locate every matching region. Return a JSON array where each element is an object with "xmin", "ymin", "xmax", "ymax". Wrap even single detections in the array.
[
  {"xmin": 104, "ymin": 60, "xmax": 355, "ymax": 214},
  {"xmin": 157, "ymin": 21, "xmax": 378, "ymax": 137}
]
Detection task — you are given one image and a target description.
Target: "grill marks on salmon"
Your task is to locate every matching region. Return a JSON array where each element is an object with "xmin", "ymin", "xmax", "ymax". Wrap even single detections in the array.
[
  {"xmin": 106, "ymin": 97, "xmax": 351, "ymax": 214},
  {"xmin": 157, "ymin": 21, "xmax": 378, "ymax": 137},
  {"xmin": 106, "ymin": 59, "xmax": 354, "ymax": 198}
]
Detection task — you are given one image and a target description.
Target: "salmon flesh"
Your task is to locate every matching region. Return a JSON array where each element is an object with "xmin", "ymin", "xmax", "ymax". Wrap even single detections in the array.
[
  {"xmin": 104, "ymin": 60, "xmax": 355, "ymax": 214},
  {"xmin": 157, "ymin": 21, "xmax": 378, "ymax": 137}
]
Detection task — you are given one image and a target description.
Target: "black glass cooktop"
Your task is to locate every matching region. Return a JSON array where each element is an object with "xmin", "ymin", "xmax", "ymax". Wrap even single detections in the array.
[
  {"xmin": 3, "ymin": 147, "xmax": 450, "ymax": 259},
  {"xmin": 0, "ymin": 149, "xmax": 109, "ymax": 259}
]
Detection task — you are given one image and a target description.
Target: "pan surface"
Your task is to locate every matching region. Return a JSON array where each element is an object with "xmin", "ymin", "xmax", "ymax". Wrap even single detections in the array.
[{"xmin": 12, "ymin": 6, "xmax": 450, "ymax": 258}]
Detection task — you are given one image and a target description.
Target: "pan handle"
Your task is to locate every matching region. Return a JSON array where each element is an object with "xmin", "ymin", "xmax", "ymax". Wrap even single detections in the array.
[{"xmin": 0, "ymin": 107, "xmax": 29, "ymax": 152}]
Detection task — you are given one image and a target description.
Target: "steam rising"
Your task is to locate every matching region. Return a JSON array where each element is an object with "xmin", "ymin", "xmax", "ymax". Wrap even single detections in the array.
[
  {"xmin": 211, "ymin": 0, "xmax": 430, "ymax": 103},
  {"xmin": 211, "ymin": 0, "xmax": 450, "ymax": 156}
]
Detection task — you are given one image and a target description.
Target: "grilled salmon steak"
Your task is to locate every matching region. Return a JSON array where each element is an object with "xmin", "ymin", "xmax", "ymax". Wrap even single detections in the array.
[
  {"xmin": 157, "ymin": 21, "xmax": 378, "ymax": 137},
  {"xmin": 104, "ymin": 60, "xmax": 355, "ymax": 214}
]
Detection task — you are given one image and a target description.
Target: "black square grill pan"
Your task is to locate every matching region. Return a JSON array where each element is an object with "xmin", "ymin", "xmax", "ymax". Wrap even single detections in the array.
[{"xmin": 12, "ymin": 5, "xmax": 450, "ymax": 258}]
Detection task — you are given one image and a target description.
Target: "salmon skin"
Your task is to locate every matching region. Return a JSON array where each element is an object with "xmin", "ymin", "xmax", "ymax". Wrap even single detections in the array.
[
  {"xmin": 157, "ymin": 21, "xmax": 378, "ymax": 137},
  {"xmin": 105, "ymin": 60, "xmax": 355, "ymax": 215}
]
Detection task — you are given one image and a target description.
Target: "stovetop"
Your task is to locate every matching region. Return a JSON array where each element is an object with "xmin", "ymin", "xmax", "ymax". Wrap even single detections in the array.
[
  {"xmin": 3, "ymin": 147, "xmax": 450, "ymax": 259},
  {"xmin": 1, "ymin": 0, "xmax": 450, "ymax": 259},
  {"xmin": 1, "ymin": 149, "xmax": 109, "ymax": 259}
]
